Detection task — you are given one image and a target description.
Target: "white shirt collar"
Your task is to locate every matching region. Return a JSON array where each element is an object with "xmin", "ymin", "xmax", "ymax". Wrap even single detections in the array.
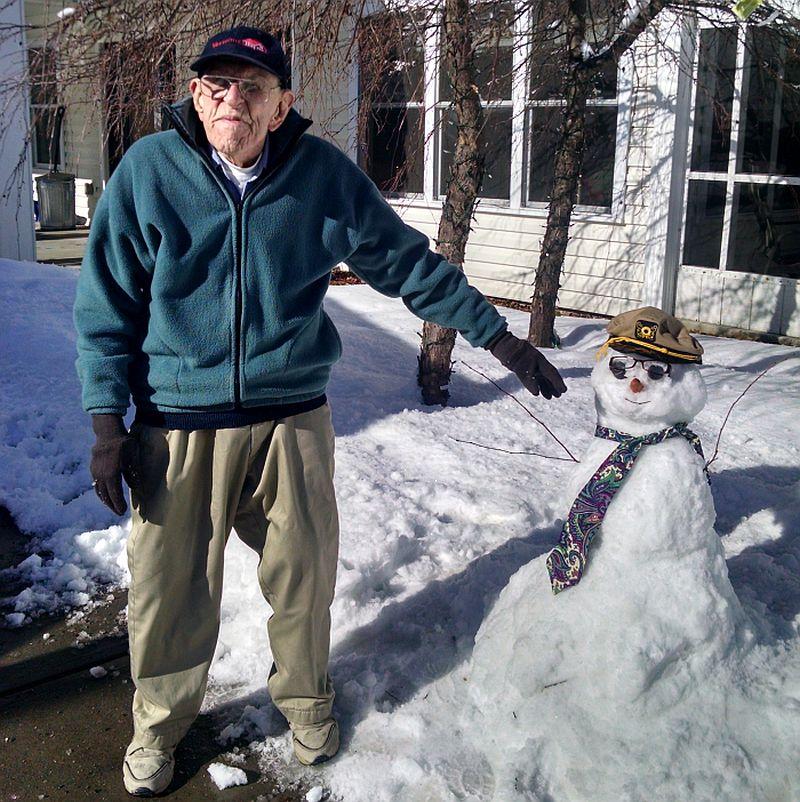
[{"xmin": 211, "ymin": 138, "xmax": 269, "ymax": 197}]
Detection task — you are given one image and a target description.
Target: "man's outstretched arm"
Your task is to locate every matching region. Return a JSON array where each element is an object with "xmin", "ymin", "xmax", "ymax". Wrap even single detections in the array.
[{"xmin": 342, "ymin": 171, "xmax": 566, "ymax": 399}]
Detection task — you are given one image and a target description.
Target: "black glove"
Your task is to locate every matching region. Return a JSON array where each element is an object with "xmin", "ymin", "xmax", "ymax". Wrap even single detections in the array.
[
  {"xmin": 90, "ymin": 414, "xmax": 142, "ymax": 515},
  {"xmin": 487, "ymin": 330, "xmax": 567, "ymax": 400}
]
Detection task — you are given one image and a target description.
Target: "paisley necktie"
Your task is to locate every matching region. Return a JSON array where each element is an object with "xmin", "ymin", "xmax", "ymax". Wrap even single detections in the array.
[{"xmin": 546, "ymin": 423, "xmax": 707, "ymax": 594}]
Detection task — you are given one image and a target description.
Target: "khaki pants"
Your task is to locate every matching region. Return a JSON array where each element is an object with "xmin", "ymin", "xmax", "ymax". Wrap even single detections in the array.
[{"xmin": 126, "ymin": 404, "xmax": 339, "ymax": 749}]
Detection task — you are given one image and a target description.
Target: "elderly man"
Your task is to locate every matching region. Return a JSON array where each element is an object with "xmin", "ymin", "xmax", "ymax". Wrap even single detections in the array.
[{"xmin": 74, "ymin": 26, "xmax": 566, "ymax": 797}]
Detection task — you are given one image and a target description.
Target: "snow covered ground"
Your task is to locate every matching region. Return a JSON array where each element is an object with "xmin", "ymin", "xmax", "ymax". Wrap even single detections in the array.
[{"xmin": 2, "ymin": 258, "xmax": 799, "ymax": 801}]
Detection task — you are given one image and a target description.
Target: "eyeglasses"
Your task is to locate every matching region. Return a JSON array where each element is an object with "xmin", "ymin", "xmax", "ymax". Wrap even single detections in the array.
[
  {"xmin": 198, "ymin": 74, "xmax": 281, "ymax": 103},
  {"xmin": 609, "ymin": 356, "xmax": 671, "ymax": 381}
]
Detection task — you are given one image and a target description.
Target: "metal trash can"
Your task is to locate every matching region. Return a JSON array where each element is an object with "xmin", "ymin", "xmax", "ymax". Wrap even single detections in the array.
[{"xmin": 36, "ymin": 171, "xmax": 76, "ymax": 231}]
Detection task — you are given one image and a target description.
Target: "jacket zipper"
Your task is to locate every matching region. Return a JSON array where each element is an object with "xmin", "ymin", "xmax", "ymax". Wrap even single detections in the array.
[
  {"xmin": 228, "ymin": 146, "xmax": 308, "ymax": 406},
  {"xmin": 233, "ymin": 201, "xmax": 243, "ymax": 405}
]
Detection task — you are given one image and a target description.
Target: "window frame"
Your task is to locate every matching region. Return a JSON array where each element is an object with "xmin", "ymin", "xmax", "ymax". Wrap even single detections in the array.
[
  {"xmin": 355, "ymin": 2, "xmax": 632, "ymax": 222},
  {"xmin": 361, "ymin": 96, "xmax": 427, "ymax": 201},
  {"xmin": 679, "ymin": 20, "xmax": 800, "ymax": 275}
]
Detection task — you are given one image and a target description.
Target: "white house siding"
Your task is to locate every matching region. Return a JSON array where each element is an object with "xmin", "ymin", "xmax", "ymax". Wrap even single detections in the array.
[
  {"xmin": 385, "ymin": 204, "xmax": 647, "ymax": 318},
  {"xmin": 298, "ymin": 15, "xmax": 360, "ymax": 154},
  {"xmin": 676, "ymin": 267, "xmax": 800, "ymax": 339},
  {"xmin": 59, "ymin": 76, "xmax": 103, "ymax": 221}
]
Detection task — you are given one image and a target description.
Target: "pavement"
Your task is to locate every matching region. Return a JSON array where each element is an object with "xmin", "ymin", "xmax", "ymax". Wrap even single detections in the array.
[{"xmin": 0, "ymin": 509, "xmax": 310, "ymax": 802}]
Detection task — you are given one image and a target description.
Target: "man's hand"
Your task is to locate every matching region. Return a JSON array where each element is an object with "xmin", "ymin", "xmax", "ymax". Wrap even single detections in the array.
[
  {"xmin": 487, "ymin": 331, "xmax": 567, "ymax": 400},
  {"xmin": 90, "ymin": 414, "xmax": 142, "ymax": 515}
]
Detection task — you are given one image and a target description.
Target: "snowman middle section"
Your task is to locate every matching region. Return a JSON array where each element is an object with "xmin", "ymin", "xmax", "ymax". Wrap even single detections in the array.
[{"xmin": 558, "ymin": 431, "xmax": 742, "ymax": 705}]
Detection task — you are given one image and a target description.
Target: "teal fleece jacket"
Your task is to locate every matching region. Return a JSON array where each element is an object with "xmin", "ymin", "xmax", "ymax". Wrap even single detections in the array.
[{"xmin": 74, "ymin": 101, "xmax": 507, "ymax": 415}]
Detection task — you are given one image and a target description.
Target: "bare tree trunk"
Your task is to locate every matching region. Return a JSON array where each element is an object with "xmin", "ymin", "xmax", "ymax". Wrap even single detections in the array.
[
  {"xmin": 528, "ymin": 0, "xmax": 589, "ymax": 347},
  {"xmin": 417, "ymin": 0, "xmax": 484, "ymax": 406},
  {"xmin": 528, "ymin": 0, "xmax": 669, "ymax": 346}
]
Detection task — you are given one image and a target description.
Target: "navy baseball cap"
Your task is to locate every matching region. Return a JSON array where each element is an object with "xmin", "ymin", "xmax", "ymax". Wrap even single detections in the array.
[{"xmin": 191, "ymin": 26, "xmax": 289, "ymax": 81}]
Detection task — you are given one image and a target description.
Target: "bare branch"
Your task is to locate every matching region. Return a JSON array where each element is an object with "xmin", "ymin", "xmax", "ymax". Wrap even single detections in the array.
[
  {"xmin": 705, "ymin": 356, "xmax": 794, "ymax": 470},
  {"xmin": 460, "ymin": 360, "xmax": 580, "ymax": 463},
  {"xmin": 588, "ymin": 0, "xmax": 669, "ymax": 67},
  {"xmin": 449, "ymin": 436, "xmax": 579, "ymax": 461}
]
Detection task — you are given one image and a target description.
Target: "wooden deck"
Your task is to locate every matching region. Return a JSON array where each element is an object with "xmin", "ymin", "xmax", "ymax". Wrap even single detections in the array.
[{"xmin": 35, "ymin": 227, "xmax": 89, "ymax": 266}]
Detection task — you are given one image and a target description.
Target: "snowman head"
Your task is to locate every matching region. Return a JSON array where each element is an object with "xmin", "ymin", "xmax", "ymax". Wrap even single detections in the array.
[{"xmin": 592, "ymin": 352, "xmax": 707, "ymax": 435}]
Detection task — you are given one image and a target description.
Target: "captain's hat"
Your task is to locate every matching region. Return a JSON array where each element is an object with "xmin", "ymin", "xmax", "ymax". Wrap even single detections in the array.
[{"xmin": 604, "ymin": 306, "xmax": 703, "ymax": 363}]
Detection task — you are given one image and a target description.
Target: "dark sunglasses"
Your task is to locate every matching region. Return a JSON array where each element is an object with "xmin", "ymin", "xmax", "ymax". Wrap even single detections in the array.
[{"xmin": 609, "ymin": 356, "xmax": 671, "ymax": 381}]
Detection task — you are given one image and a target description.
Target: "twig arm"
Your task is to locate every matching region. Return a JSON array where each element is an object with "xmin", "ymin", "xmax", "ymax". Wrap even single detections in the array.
[
  {"xmin": 460, "ymin": 360, "xmax": 580, "ymax": 463},
  {"xmin": 705, "ymin": 357, "xmax": 791, "ymax": 469}
]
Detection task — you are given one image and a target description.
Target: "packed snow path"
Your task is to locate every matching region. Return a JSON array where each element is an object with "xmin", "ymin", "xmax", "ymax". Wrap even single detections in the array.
[{"xmin": 1, "ymin": 259, "xmax": 799, "ymax": 801}]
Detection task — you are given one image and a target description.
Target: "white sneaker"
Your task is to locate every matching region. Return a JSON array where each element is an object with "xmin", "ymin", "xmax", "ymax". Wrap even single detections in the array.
[
  {"xmin": 290, "ymin": 717, "xmax": 340, "ymax": 766},
  {"xmin": 123, "ymin": 743, "xmax": 175, "ymax": 797}
]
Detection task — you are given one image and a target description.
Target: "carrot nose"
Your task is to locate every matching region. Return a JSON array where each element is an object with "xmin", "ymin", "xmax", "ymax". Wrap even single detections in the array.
[{"xmin": 630, "ymin": 377, "xmax": 645, "ymax": 393}]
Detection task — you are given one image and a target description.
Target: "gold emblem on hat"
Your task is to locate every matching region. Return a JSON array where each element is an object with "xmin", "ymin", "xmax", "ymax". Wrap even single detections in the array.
[{"xmin": 634, "ymin": 320, "xmax": 657, "ymax": 342}]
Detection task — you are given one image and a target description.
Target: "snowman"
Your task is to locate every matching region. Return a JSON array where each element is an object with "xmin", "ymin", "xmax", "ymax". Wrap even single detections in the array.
[{"xmin": 465, "ymin": 307, "xmax": 749, "ymax": 800}]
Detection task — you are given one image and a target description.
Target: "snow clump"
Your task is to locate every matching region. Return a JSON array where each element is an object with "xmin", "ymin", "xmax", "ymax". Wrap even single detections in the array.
[{"xmin": 206, "ymin": 762, "xmax": 248, "ymax": 789}]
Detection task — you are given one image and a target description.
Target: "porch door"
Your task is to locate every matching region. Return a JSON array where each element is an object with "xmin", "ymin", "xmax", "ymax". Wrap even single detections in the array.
[{"xmin": 676, "ymin": 25, "xmax": 800, "ymax": 337}]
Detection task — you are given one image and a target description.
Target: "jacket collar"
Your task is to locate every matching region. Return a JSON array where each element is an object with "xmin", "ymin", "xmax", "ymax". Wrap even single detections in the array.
[{"xmin": 163, "ymin": 97, "xmax": 313, "ymax": 179}]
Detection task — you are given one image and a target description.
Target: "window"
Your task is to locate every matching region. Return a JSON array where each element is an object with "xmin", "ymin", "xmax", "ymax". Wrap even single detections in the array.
[
  {"xmin": 357, "ymin": 13, "xmax": 426, "ymax": 195},
  {"xmin": 358, "ymin": 5, "xmax": 623, "ymax": 213},
  {"xmin": 28, "ymin": 48, "xmax": 61, "ymax": 168},
  {"xmin": 526, "ymin": 29, "xmax": 619, "ymax": 210},
  {"xmin": 683, "ymin": 26, "xmax": 800, "ymax": 280},
  {"xmin": 436, "ymin": 2, "xmax": 514, "ymax": 201}
]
